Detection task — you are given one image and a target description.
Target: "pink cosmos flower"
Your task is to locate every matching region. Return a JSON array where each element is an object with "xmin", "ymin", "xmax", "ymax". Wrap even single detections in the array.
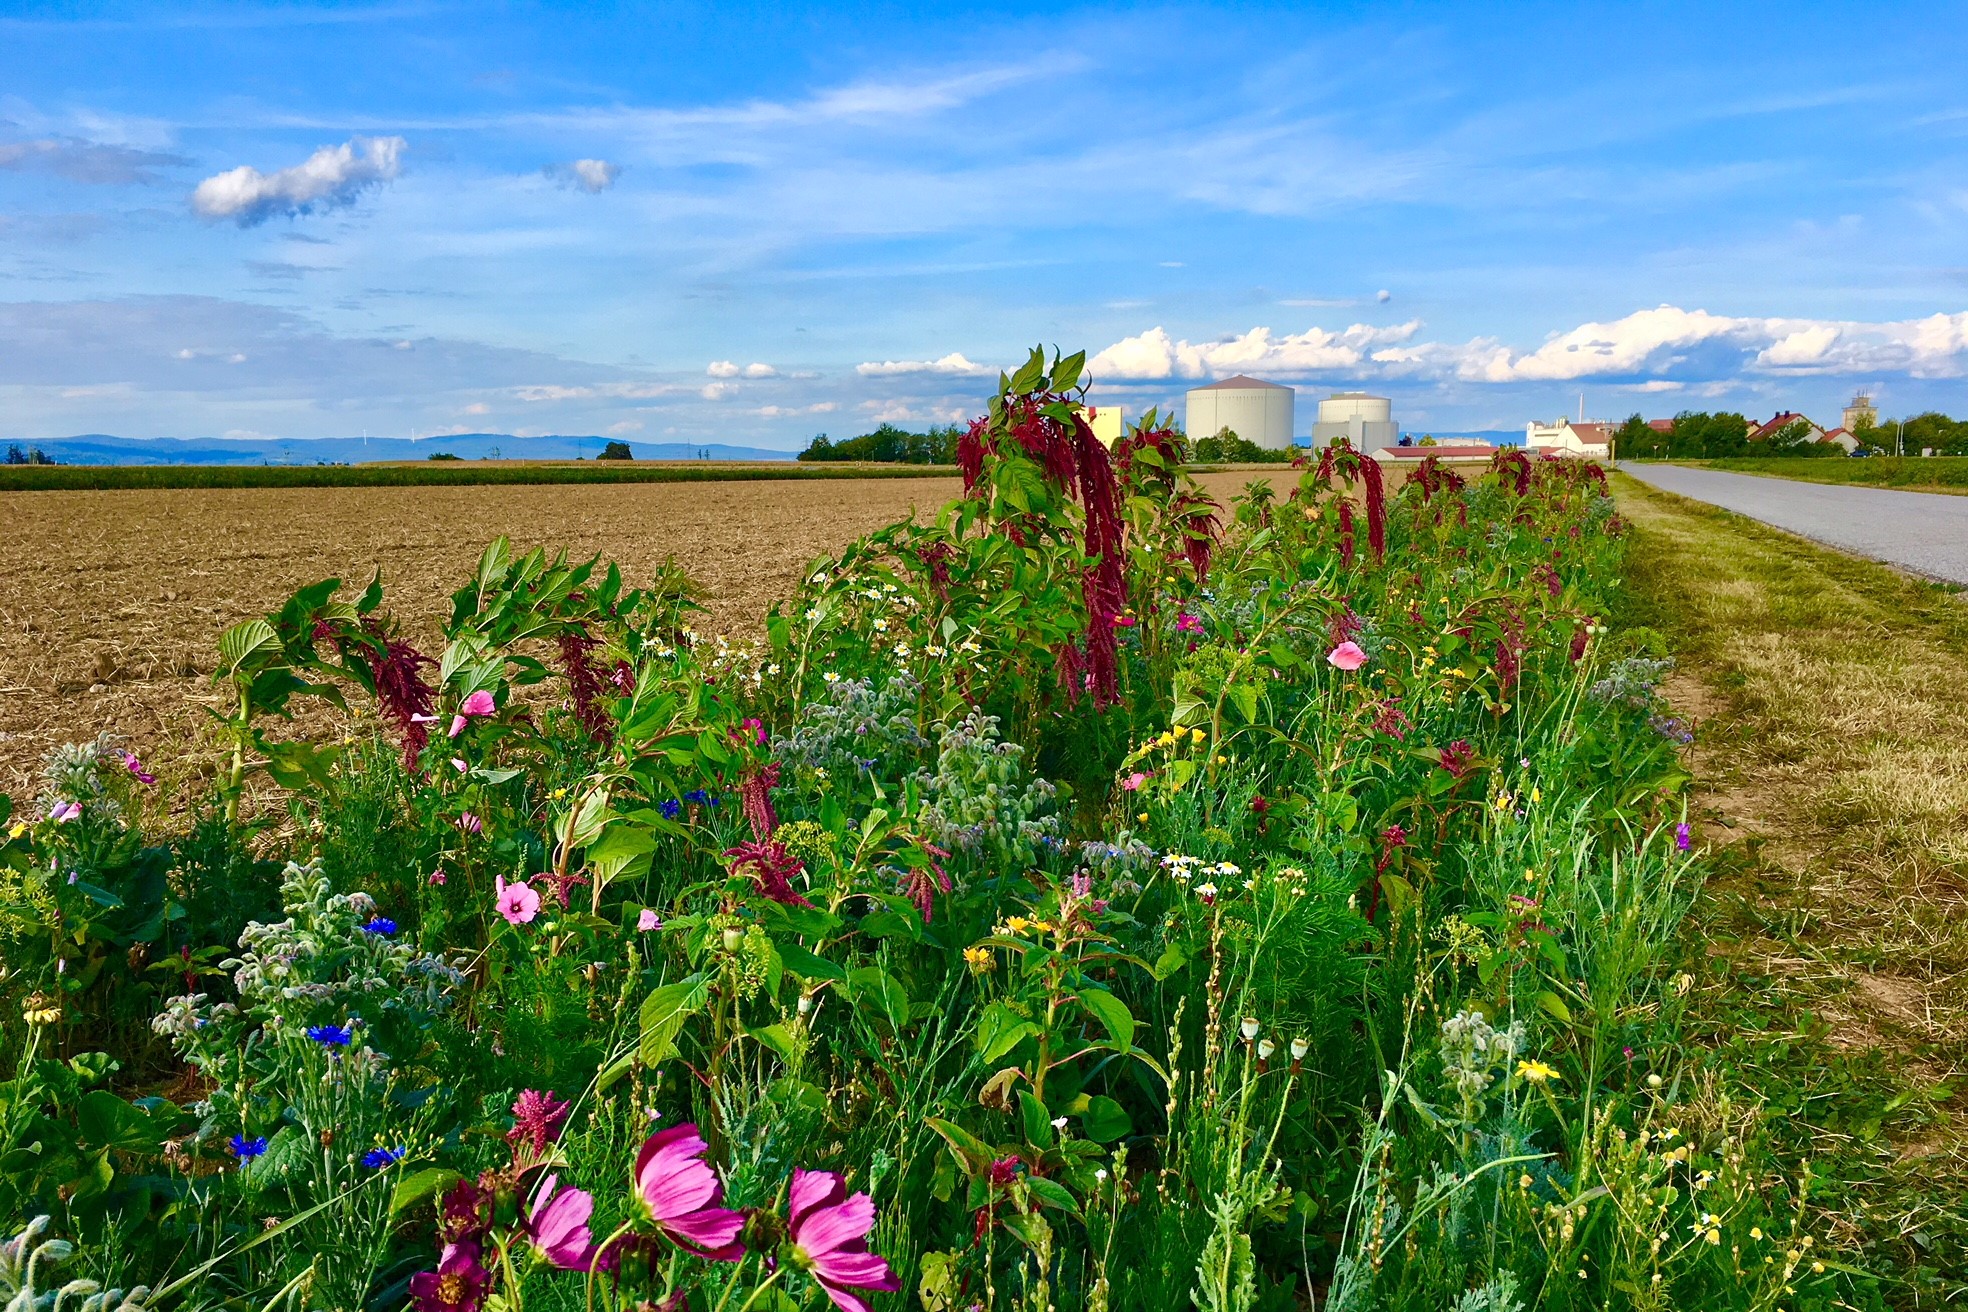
[
  {"xmin": 408, "ymin": 1239, "xmax": 490, "ymax": 1312},
  {"xmin": 1121, "ymin": 771, "xmax": 1149, "ymax": 791},
  {"xmin": 1175, "ymin": 612, "xmax": 1203, "ymax": 635},
  {"xmin": 525, "ymin": 1173, "xmax": 598, "ymax": 1271},
  {"xmin": 49, "ymin": 800, "xmax": 82, "ymax": 823},
  {"xmin": 631, "ymin": 1123, "xmax": 745, "ymax": 1260},
  {"xmin": 1326, "ymin": 641, "xmax": 1368, "ymax": 671},
  {"xmin": 786, "ymin": 1169, "xmax": 901, "ymax": 1312},
  {"xmin": 449, "ymin": 689, "xmax": 497, "ymax": 738},
  {"xmin": 122, "ymin": 751, "xmax": 155, "ymax": 785},
  {"xmin": 637, "ymin": 908, "xmax": 661, "ymax": 932},
  {"xmin": 495, "ymin": 875, "xmax": 541, "ymax": 925}
]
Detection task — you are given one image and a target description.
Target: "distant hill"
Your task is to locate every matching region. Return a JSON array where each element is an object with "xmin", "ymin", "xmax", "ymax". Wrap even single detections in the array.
[{"xmin": 8, "ymin": 433, "xmax": 799, "ymax": 466}]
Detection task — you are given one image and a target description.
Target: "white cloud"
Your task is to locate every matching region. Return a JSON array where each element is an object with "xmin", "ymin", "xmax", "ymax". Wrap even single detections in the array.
[
  {"xmin": 191, "ymin": 136, "xmax": 405, "ymax": 226},
  {"xmin": 1090, "ymin": 322, "xmax": 1422, "ymax": 380},
  {"xmin": 742, "ymin": 362, "xmax": 777, "ymax": 378},
  {"xmin": 544, "ymin": 158, "xmax": 621, "ymax": 193},
  {"xmin": 463, "ymin": 402, "xmax": 492, "ymax": 415},
  {"xmin": 707, "ymin": 360, "xmax": 740, "ymax": 377},
  {"xmin": 855, "ymin": 352, "xmax": 989, "ymax": 377},
  {"xmin": 701, "ymin": 381, "xmax": 737, "ymax": 400},
  {"xmin": 754, "ymin": 401, "xmax": 839, "ymax": 417},
  {"xmin": 1090, "ymin": 305, "xmax": 1968, "ymax": 389},
  {"xmin": 1376, "ymin": 290, "xmax": 1392, "ymax": 303},
  {"xmin": 606, "ymin": 419, "xmax": 642, "ymax": 434},
  {"xmin": 514, "ymin": 381, "xmax": 678, "ymax": 401}
]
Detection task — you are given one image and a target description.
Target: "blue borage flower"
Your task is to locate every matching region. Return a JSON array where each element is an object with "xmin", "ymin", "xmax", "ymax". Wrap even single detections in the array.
[
  {"xmin": 230, "ymin": 1134, "xmax": 268, "ymax": 1160},
  {"xmin": 683, "ymin": 789, "xmax": 715, "ymax": 806},
  {"xmin": 361, "ymin": 917, "xmax": 397, "ymax": 936},
  {"xmin": 362, "ymin": 1145, "xmax": 406, "ymax": 1169},
  {"xmin": 306, "ymin": 1024, "xmax": 353, "ymax": 1047}
]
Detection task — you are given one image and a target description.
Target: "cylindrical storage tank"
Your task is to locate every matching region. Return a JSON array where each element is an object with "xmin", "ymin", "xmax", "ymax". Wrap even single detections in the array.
[
  {"xmin": 1311, "ymin": 391, "xmax": 1399, "ymax": 453},
  {"xmin": 1184, "ymin": 375, "xmax": 1296, "ymax": 450},
  {"xmin": 1316, "ymin": 393, "xmax": 1392, "ymax": 427}
]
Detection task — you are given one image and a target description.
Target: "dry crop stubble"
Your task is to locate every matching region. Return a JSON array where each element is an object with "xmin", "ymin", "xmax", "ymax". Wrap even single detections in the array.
[{"xmin": 0, "ymin": 470, "xmax": 1280, "ymax": 797}]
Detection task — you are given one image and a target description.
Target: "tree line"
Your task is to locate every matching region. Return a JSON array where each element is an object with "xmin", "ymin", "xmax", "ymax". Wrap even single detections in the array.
[
  {"xmin": 798, "ymin": 423, "xmax": 963, "ymax": 463},
  {"xmin": 1617, "ymin": 409, "xmax": 1968, "ymax": 459}
]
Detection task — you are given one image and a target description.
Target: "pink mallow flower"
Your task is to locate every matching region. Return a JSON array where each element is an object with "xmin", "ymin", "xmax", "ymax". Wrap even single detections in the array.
[
  {"xmin": 122, "ymin": 751, "xmax": 155, "ymax": 785},
  {"xmin": 1121, "ymin": 771, "xmax": 1149, "ymax": 792},
  {"xmin": 637, "ymin": 908, "xmax": 661, "ymax": 932},
  {"xmin": 525, "ymin": 1173, "xmax": 598, "ymax": 1271},
  {"xmin": 631, "ymin": 1123, "xmax": 746, "ymax": 1260},
  {"xmin": 495, "ymin": 875, "xmax": 541, "ymax": 926},
  {"xmin": 449, "ymin": 689, "xmax": 497, "ymax": 738},
  {"xmin": 456, "ymin": 812, "xmax": 483, "ymax": 836},
  {"xmin": 787, "ymin": 1169, "xmax": 901, "ymax": 1312},
  {"xmin": 1326, "ymin": 641, "xmax": 1368, "ymax": 671}
]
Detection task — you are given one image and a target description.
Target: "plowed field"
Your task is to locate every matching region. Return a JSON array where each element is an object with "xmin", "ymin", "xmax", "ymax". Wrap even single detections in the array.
[{"xmin": 0, "ymin": 471, "xmax": 1278, "ymax": 797}]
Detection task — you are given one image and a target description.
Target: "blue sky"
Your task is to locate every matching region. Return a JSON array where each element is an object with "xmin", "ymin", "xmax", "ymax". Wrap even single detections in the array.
[{"xmin": 4, "ymin": 1, "xmax": 1968, "ymax": 449}]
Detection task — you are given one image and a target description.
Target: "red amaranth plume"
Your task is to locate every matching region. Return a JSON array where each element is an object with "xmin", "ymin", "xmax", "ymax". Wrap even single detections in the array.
[
  {"xmin": 724, "ymin": 839, "xmax": 813, "ymax": 907},
  {"xmin": 899, "ymin": 840, "xmax": 952, "ymax": 923},
  {"xmin": 739, "ymin": 762, "xmax": 780, "ymax": 840},
  {"xmin": 555, "ymin": 626, "xmax": 614, "ymax": 746},
  {"xmin": 360, "ymin": 620, "xmax": 437, "ymax": 771},
  {"xmin": 1359, "ymin": 454, "xmax": 1386, "ymax": 559},
  {"xmin": 1491, "ymin": 448, "xmax": 1532, "ymax": 495},
  {"xmin": 1338, "ymin": 500, "xmax": 1356, "ymax": 567},
  {"xmin": 1171, "ymin": 490, "xmax": 1222, "ymax": 581},
  {"xmin": 1073, "ymin": 415, "xmax": 1126, "ymax": 706}
]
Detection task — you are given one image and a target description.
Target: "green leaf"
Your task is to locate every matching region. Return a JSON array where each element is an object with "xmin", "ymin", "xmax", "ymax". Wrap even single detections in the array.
[
  {"xmin": 747, "ymin": 1023, "xmax": 801, "ymax": 1068},
  {"xmin": 637, "ymin": 973, "xmax": 710, "ymax": 1065},
  {"xmin": 925, "ymin": 1116, "xmax": 996, "ymax": 1175},
  {"xmin": 777, "ymin": 942, "xmax": 848, "ymax": 982},
  {"xmin": 1151, "ymin": 943, "xmax": 1189, "ymax": 980},
  {"xmin": 76, "ymin": 1090, "xmax": 167, "ymax": 1153},
  {"xmin": 1023, "ymin": 1175, "xmax": 1082, "ymax": 1215},
  {"xmin": 391, "ymin": 1167, "xmax": 461, "ymax": 1216},
  {"xmin": 975, "ymin": 1002, "xmax": 1040, "ymax": 1064},
  {"xmin": 261, "ymin": 739, "xmax": 341, "ymax": 791},
  {"xmin": 1536, "ymin": 990, "xmax": 1573, "ymax": 1025},
  {"xmin": 1227, "ymin": 682, "xmax": 1260, "ymax": 723},
  {"xmin": 217, "ymin": 618, "xmax": 280, "ymax": 677},
  {"xmin": 1079, "ymin": 1095, "xmax": 1131, "ymax": 1144},
  {"xmin": 1078, "ymin": 988, "xmax": 1135, "ymax": 1053},
  {"xmin": 1018, "ymin": 1090, "xmax": 1055, "ymax": 1151},
  {"xmin": 1052, "ymin": 350, "xmax": 1086, "ymax": 393}
]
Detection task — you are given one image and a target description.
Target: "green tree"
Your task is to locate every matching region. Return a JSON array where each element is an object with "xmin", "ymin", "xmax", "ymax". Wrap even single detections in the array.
[{"xmin": 597, "ymin": 440, "xmax": 634, "ymax": 461}]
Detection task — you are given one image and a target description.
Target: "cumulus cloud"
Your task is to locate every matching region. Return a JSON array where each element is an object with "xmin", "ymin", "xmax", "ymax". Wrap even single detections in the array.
[
  {"xmin": 855, "ymin": 352, "xmax": 989, "ymax": 377},
  {"xmin": 1090, "ymin": 322, "xmax": 1422, "ymax": 381},
  {"xmin": 0, "ymin": 136, "xmax": 191, "ymax": 185},
  {"xmin": 545, "ymin": 158, "xmax": 621, "ymax": 193},
  {"xmin": 701, "ymin": 381, "xmax": 737, "ymax": 400},
  {"xmin": 1089, "ymin": 305, "xmax": 1968, "ymax": 389},
  {"xmin": 708, "ymin": 360, "xmax": 777, "ymax": 378},
  {"xmin": 514, "ymin": 381, "xmax": 678, "ymax": 401},
  {"xmin": 191, "ymin": 136, "xmax": 405, "ymax": 226}
]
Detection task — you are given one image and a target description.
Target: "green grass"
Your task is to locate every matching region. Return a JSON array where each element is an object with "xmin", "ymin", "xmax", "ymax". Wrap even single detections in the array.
[
  {"xmin": 1655, "ymin": 456, "xmax": 1968, "ymax": 494},
  {"xmin": 1615, "ymin": 473, "xmax": 1968, "ymax": 1304},
  {"xmin": 0, "ymin": 460, "xmax": 960, "ymax": 492}
]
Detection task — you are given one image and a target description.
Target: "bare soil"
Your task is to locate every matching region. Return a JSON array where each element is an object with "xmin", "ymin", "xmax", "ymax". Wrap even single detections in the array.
[{"xmin": 0, "ymin": 471, "xmax": 1272, "ymax": 797}]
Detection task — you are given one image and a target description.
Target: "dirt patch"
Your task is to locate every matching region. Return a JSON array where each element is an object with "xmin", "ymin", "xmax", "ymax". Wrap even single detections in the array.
[{"xmin": 0, "ymin": 471, "xmax": 1273, "ymax": 798}]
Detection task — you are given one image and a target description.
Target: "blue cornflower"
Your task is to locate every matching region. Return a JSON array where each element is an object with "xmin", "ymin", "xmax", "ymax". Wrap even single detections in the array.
[
  {"xmin": 362, "ymin": 917, "xmax": 397, "ymax": 936},
  {"xmin": 684, "ymin": 789, "xmax": 711, "ymax": 805},
  {"xmin": 659, "ymin": 798, "xmax": 682, "ymax": 819},
  {"xmin": 361, "ymin": 1145, "xmax": 406, "ymax": 1169},
  {"xmin": 230, "ymin": 1134, "xmax": 268, "ymax": 1160},
  {"xmin": 306, "ymin": 1024, "xmax": 353, "ymax": 1047}
]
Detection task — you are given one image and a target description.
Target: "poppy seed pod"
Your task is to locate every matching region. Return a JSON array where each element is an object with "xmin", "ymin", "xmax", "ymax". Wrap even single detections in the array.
[{"xmin": 1240, "ymin": 1018, "xmax": 1260, "ymax": 1042}]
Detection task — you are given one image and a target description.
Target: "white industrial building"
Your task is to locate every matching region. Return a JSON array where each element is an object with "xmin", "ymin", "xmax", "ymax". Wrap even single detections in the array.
[
  {"xmin": 1184, "ymin": 375, "xmax": 1296, "ymax": 450},
  {"xmin": 1312, "ymin": 392, "xmax": 1399, "ymax": 453}
]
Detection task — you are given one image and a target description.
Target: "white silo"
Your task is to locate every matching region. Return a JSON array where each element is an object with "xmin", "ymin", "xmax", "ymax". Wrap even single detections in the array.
[
  {"xmin": 1184, "ymin": 375, "xmax": 1295, "ymax": 450},
  {"xmin": 1312, "ymin": 392, "xmax": 1398, "ymax": 453}
]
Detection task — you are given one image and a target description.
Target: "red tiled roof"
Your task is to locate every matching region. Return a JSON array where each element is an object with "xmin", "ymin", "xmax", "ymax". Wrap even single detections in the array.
[
  {"xmin": 1749, "ymin": 412, "xmax": 1812, "ymax": 441},
  {"xmin": 1379, "ymin": 444, "xmax": 1496, "ymax": 458},
  {"xmin": 1647, "ymin": 419, "xmax": 1673, "ymax": 432}
]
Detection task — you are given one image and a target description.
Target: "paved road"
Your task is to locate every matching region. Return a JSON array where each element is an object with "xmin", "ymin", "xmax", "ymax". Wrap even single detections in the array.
[{"xmin": 1618, "ymin": 463, "xmax": 1968, "ymax": 584}]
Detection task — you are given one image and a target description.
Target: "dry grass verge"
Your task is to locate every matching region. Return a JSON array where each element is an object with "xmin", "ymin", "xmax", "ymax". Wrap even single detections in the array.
[{"xmin": 1615, "ymin": 473, "xmax": 1968, "ymax": 1302}]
